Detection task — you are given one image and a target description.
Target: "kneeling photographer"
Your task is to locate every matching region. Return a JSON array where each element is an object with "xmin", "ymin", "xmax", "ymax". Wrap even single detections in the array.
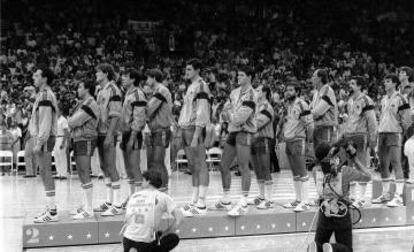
[
  {"xmin": 121, "ymin": 170, "xmax": 183, "ymax": 252},
  {"xmin": 308, "ymin": 140, "xmax": 371, "ymax": 252}
]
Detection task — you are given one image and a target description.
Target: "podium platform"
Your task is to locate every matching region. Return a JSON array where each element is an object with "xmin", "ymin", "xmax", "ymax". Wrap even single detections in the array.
[{"xmin": 23, "ymin": 203, "xmax": 414, "ymax": 248}]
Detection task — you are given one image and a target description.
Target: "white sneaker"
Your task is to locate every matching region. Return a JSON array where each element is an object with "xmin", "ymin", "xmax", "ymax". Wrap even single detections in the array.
[
  {"xmin": 34, "ymin": 210, "xmax": 59, "ymax": 223},
  {"xmin": 406, "ymin": 179, "xmax": 414, "ymax": 184},
  {"xmin": 121, "ymin": 197, "xmax": 129, "ymax": 209},
  {"xmin": 214, "ymin": 200, "xmax": 232, "ymax": 211},
  {"xmin": 227, "ymin": 203, "xmax": 248, "ymax": 216},
  {"xmin": 256, "ymin": 200, "xmax": 273, "ymax": 209},
  {"xmin": 352, "ymin": 199, "xmax": 367, "ymax": 208},
  {"xmin": 372, "ymin": 193, "xmax": 391, "ymax": 204},
  {"xmin": 101, "ymin": 205, "xmax": 123, "ymax": 216},
  {"xmin": 283, "ymin": 200, "xmax": 301, "ymax": 208},
  {"xmin": 73, "ymin": 210, "xmax": 93, "ymax": 220},
  {"xmin": 293, "ymin": 201, "xmax": 310, "ymax": 212},
  {"xmin": 247, "ymin": 196, "xmax": 264, "ymax": 206},
  {"xmin": 386, "ymin": 195, "xmax": 403, "ymax": 207},
  {"xmin": 182, "ymin": 206, "xmax": 207, "ymax": 217},
  {"xmin": 70, "ymin": 206, "xmax": 84, "ymax": 215},
  {"xmin": 182, "ymin": 202, "xmax": 196, "ymax": 211}
]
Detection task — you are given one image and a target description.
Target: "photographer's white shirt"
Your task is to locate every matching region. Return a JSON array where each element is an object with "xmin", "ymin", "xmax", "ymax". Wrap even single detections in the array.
[{"xmin": 123, "ymin": 188, "xmax": 176, "ymax": 243}]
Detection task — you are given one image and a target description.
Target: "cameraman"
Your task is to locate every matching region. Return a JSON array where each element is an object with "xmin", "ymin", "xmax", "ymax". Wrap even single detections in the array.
[
  {"xmin": 308, "ymin": 141, "xmax": 371, "ymax": 252},
  {"xmin": 122, "ymin": 170, "xmax": 183, "ymax": 252}
]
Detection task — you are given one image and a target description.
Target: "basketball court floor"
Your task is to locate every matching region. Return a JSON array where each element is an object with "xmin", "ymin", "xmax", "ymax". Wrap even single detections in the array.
[{"xmin": 1, "ymin": 170, "xmax": 413, "ymax": 251}]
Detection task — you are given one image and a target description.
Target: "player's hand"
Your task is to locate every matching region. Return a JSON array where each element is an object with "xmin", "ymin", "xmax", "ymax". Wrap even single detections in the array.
[
  {"xmin": 33, "ymin": 144, "xmax": 41, "ymax": 155},
  {"xmin": 104, "ymin": 135, "xmax": 114, "ymax": 148}
]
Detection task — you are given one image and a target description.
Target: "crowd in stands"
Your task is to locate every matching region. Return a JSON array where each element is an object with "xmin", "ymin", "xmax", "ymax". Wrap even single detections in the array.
[{"xmin": 2, "ymin": 0, "xmax": 414, "ymax": 174}]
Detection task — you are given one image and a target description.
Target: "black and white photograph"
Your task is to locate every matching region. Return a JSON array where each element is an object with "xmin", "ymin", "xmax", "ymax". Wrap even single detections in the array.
[{"xmin": 1, "ymin": 0, "xmax": 414, "ymax": 251}]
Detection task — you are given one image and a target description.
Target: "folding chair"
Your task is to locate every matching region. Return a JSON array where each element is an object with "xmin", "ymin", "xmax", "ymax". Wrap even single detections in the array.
[
  {"xmin": 16, "ymin": 150, "xmax": 25, "ymax": 174},
  {"xmin": 0, "ymin": 150, "xmax": 13, "ymax": 174},
  {"xmin": 206, "ymin": 147, "xmax": 223, "ymax": 171}
]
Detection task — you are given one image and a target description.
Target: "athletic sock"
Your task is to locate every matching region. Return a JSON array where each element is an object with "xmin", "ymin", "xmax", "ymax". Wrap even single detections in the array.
[
  {"xmin": 222, "ymin": 189, "xmax": 230, "ymax": 203},
  {"xmin": 105, "ymin": 178, "xmax": 113, "ymax": 204},
  {"xmin": 192, "ymin": 186, "xmax": 199, "ymax": 205},
  {"xmin": 197, "ymin": 186, "xmax": 208, "ymax": 207},
  {"xmin": 258, "ymin": 180, "xmax": 265, "ymax": 199},
  {"xmin": 264, "ymin": 181, "xmax": 273, "ymax": 202}
]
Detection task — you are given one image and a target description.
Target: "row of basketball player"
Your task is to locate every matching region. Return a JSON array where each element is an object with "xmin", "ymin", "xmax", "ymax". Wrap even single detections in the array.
[{"xmin": 29, "ymin": 59, "xmax": 413, "ymax": 222}]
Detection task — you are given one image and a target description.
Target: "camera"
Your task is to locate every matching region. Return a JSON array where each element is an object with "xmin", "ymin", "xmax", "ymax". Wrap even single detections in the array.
[
  {"xmin": 320, "ymin": 139, "xmax": 357, "ymax": 177},
  {"xmin": 329, "ymin": 139, "xmax": 357, "ymax": 160}
]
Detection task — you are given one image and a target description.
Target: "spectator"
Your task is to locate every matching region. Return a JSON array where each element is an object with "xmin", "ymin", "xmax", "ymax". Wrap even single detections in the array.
[
  {"xmin": 0, "ymin": 113, "xmax": 13, "ymax": 175},
  {"xmin": 7, "ymin": 118, "xmax": 22, "ymax": 171}
]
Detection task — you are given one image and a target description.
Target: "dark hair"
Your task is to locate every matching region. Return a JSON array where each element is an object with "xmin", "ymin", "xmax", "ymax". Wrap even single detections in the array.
[
  {"xmin": 142, "ymin": 170, "xmax": 163, "ymax": 189},
  {"xmin": 316, "ymin": 69, "xmax": 329, "ymax": 84},
  {"xmin": 238, "ymin": 65, "xmax": 255, "ymax": 79},
  {"xmin": 186, "ymin": 58, "xmax": 203, "ymax": 71},
  {"xmin": 262, "ymin": 85, "xmax": 272, "ymax": 101},
  {"xmin": 96, "ymin": 63, "xmax": 115, "ymax": 81},
  {"xmin": 400, "ymin": 66, "xmax": 414, "ymax": 82},
  {"xmin": 315, "ymin": 143, "xmax": 332, "ymax": 162},
  {"xmin": 58, "ymin": 102, "xmax": 70, "ymax": 117},
  {"xmin": 407, "ymin": 126, "xmax": 414, "ymax": 139},
  {"xmin": 286, "ymin": 81, "xmax": 301, "ymax": 96},
  {"xmin": 385, "ymin": 74, "xmax": 400, "ymax": 88},
  {"xmin": 124, "ymin": 68, "xmax": 142, "ymax": 87},
  {"xmin": 145, "ymin": 68, "xmax": 163, "ymax": 83},
  {"xmin": 79, "ymin": 79, "xmax": 96, "ymax": 96},
  {"xmin": 37, "ymin": 65, "xmax": 55, "ymax": 86},
  {"xmin": 350, "ymin": 76, "xmax": 367, "ymax": 89}
]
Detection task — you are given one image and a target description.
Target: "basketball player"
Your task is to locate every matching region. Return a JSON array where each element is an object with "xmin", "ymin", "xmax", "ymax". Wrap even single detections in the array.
[
  {"xmin": 342, "ymin": 76, "xmax": 377, "ymax": 208},
  {"xmin": 373, "ymin": 74, "xmax": 412, "ymax": 207},
  {"xmin": 217, "ymin": 65, "xmax": 257, "ymax": 216},
  {"xmin": 310, "ymin": 69, "xmax": 338, "ymax": 148},
  {"xmin": 120, "ymin": 68, "xmax": 146, "ymax": 202},
  {"xmin": 68, "ymin": 80, "xmax": 99, "ymax": 219},
  {"xmin": 281, "ymin": 81, "xmax": 314, "ymax": 212},
  {"xmin": 146, "ymin": 68, "xmax": 173, "ymax": 192},
  {"xmin": 249, "ymin": 85, "xmax": 275, "ymax": 209},
  {"xmin": 93, "ymin": 63, "xmax": 124, "ymax": 216},
  {"xmin": 31, "ymin": 66, "xmax": 59, "ymax": 223},
  {"xmin": 178, "ymin": 59, "xmax": 212, "ymax": 216}
]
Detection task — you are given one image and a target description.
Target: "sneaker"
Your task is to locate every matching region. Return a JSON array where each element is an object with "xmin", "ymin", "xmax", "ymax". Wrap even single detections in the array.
[
  {"xmin": 182, "ymin": 202, "xmax": 196, "ymax": 211},
  {"xmin": 227, "ymin": 203, "xmax": 248, "ymax": 217},
  {"xmin": 386, "ymin": 195, "xmax": 403, "ymax": 207},
  {"xmin": 70, "ymin": 206, "xmax": 84, "ymax": 215},
  {"xmin": 73, "ymin": 210, "xmax": 93, "ymax": 220},
  {"xmin": 293, "ymin": 201, "xmax": 310, "ymax": 212},
  {"xmin": 322, "ymin": 243, "xmax": 333, "ymax": 252},
  {"xmin": 182, "ymin": 206, "xmax": 207, "ymax": 217},
  {"xmin": 256, "ymin": 200, "xmax": 273, "ymax": 209},
  {"xmin": 34, "ymin": 210, "xmax": 59, "ymax": 223},
  {"xmin": 101, "ymin": 205, "xmax": 123, "ymax": 216},
  {"xmin": 121, "ymin": 197, "xmax": 129, "ymax": 210},
  {"xmin": 406, "ymin": 179, "xmax": 414, "ymax": 184},
  {"xmin": 352, "ymin": 199, "xmax": 367, "ymax": 208},
  {"xmin": 93, "ymin": 202, "xmax": 111, "ymax": 212},
  {"xmin": 215, "ymin": 200, "xmax": 232, "ymax": 211},
  {"xmin": 307, "ymin": 241, "xmax": 317, "ymax": 252},
  {"xmin": 283, "ymin": 200, "xmax": 301, "ymax": 208},
  {"xmin": 247, "ymin": 196, "xmax": 264, "ymax": 206},
  {"xmin": 372, "ymin": 194, "xmax": 391, "ymax": 204}
]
